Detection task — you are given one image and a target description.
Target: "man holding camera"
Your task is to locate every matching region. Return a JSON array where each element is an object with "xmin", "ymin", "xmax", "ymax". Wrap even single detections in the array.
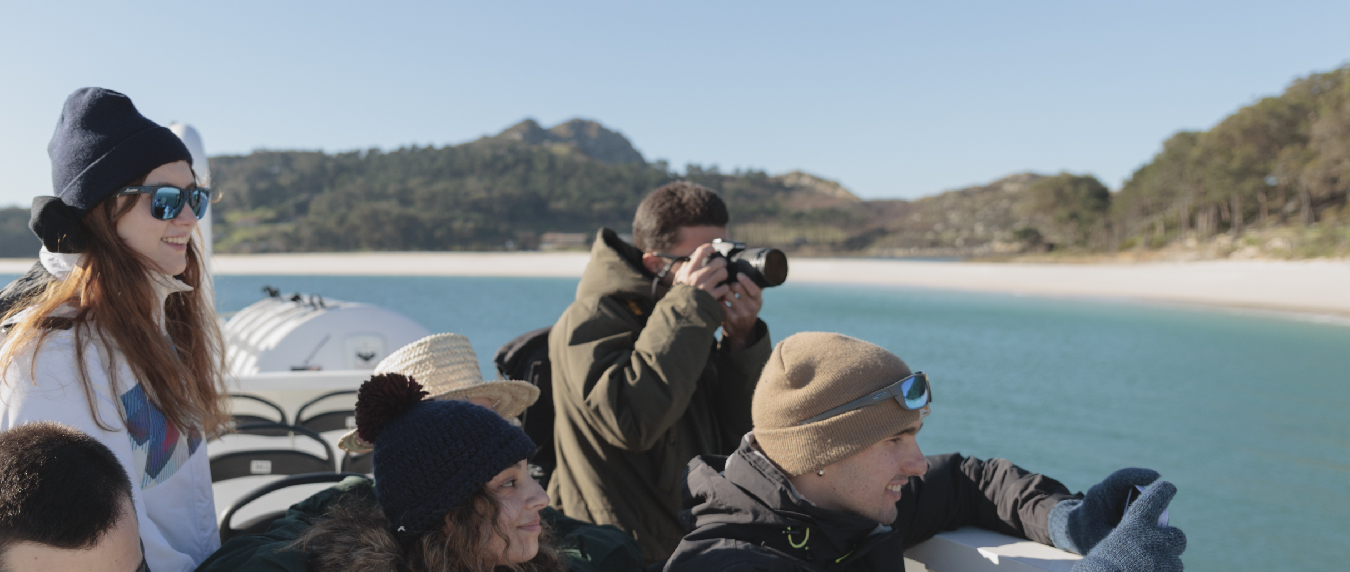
[{"xmin": 548, "ymin": 182, "xmax": 773, "ymax": 563}]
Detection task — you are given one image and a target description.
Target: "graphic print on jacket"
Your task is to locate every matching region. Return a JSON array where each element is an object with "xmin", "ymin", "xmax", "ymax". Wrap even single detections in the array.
[{"xmin": 121, "ymin": 383, "xmax": 203, "ymax": 488}]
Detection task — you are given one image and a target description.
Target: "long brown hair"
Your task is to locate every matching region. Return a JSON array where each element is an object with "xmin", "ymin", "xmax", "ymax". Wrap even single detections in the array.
[
  {"xmin": 0, "ymin": 190, "xmax": 229, "ymax": 437},
  {"xmin": 299, "ymin": 489, "xmax": 565, "ymax": 572}
]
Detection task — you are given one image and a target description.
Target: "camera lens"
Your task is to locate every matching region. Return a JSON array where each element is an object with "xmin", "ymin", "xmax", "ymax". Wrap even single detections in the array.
[{"xmin": 743, "ymin": 248, "xmax": 788, "ymax": 287}]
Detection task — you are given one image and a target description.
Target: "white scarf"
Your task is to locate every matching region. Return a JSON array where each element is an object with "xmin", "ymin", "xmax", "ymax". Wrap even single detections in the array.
[
  {"xmin": 38, "ymin": 247, "xmax": 84, "ymax": 280},
  {"xmin": 36, "ymin": 247, "xmax": 194, "ymax": 333}
]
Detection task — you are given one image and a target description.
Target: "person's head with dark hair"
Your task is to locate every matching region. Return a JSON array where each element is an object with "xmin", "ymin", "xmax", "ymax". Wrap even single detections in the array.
[
  {"xmin": 630, "ymin": 180, "xmax": 765, "ymax": 355},
  {"xmin": 0, "ymin": 422, "xmax": 144, "ymax": 572},
  {"xmin": 632, "ymin": 181, "xmax": 729, "ymax": 255},
  {"xmin": 632, "ymin": 182, "xmax": 739, "ymax": 294}
]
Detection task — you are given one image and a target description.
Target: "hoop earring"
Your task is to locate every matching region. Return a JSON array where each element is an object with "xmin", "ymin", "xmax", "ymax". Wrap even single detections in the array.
[{"xmin": 817, "ymin": 469, "xmax": 825, "ymax": 476}]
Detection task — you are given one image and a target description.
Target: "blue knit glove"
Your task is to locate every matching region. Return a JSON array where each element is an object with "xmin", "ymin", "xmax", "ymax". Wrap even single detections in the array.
[
  {"xmin": 1072, "ymin": 480, "xmax": 1187, "ymax": 572},
  {"xmin": 1049, "ymin": 467, "xmax": 1160, "ymax": 555}
]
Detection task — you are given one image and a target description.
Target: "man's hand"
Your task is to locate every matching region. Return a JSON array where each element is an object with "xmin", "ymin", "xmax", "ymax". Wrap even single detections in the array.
[
  {"xmin": 720, "ymin": 273, "xmax": 763, "ymax": 350},
  {"xmin": 672, "ymin": 243, "xmax": 730, "ymax": 299},
  {"xmin": 1072, "ymin": 481, "xmax": 1186, "ymax": 572},
  {"xmin": 1049, "ymin": 468, "xmax": 1161, "ymax": 555}
]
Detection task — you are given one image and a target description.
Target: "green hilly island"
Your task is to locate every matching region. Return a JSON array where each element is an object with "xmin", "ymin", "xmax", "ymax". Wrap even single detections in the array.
[{"xmin": 3, "ymin": 66, "xmax": 1347, "ymax": 260}]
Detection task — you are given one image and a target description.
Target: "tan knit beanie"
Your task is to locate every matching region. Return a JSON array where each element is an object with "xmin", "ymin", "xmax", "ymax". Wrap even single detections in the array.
[{"xmin": 753, "ymin": 332, "xmax": 929, "ymax": 476}]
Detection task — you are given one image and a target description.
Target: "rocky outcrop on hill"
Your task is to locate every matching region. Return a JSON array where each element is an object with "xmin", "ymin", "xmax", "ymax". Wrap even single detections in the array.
[
  {"xmin": 773, "ymin": 171, "xmax": 859, "ymax": 201},
  {"xmin": 485, "ymin": 118, "xmax": 645, "ymax": 165},
  {"xmin": 765, "ymin": 171, "xmax": 861, "ymax": 212}
]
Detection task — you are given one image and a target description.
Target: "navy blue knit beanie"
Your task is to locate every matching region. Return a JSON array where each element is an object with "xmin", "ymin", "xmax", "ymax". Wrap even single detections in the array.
[
  {"xmin": 30, "ymin": 87, "xmax": 192, "ymax": 253},
  {"xmin": 355, "ymin": 373, "xmax": 537, "ymax": 537}
]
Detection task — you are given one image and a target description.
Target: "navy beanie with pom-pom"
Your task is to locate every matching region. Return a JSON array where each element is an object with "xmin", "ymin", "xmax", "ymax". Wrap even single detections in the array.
[
  {"xmin": 356, "ymin": 373, "xmax": 537, "ymax": 537},
  {"xmin": 33, "ymin": 88, "xmax": 193, "ymax": 253}
]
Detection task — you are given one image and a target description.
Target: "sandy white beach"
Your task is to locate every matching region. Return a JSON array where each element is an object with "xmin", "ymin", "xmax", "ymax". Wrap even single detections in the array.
[{"xmin": 3, "ymin": 253, "xmax": 1347, "ymax": 318}]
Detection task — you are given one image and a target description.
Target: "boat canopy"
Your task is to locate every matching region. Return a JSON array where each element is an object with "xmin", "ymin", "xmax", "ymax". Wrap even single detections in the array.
[{"xmin": 224, "ymin": 291, "xmax": 431, "ymax": 376}]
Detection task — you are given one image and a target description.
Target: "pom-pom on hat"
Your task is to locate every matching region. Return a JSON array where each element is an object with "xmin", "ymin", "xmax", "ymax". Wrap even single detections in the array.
[
  {"xmin": 354, "ymin": 373, "xmax": 427, "ymax": 445},
  {"xmin": 355, "ymin": 373, "xmax": 537, "ymax": 537},
  {"xmin": 33, "ymin": 88, "xmax": 193, "ymax": 253}
]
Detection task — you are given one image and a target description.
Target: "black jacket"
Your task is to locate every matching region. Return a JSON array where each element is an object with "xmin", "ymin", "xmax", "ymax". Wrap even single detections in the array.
[
  {"xmin": 664, "ymin": 437, "xmax": 1080, "ymax": 571},
  {"xmin": 0, "ymin": 262, "xmax": 52, "ymax": 318}
]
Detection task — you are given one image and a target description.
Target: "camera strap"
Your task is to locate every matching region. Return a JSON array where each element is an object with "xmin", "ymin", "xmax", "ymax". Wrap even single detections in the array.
[{"xmin": 651, "ymin": 254, "xmax": 690, "ymax": 300}]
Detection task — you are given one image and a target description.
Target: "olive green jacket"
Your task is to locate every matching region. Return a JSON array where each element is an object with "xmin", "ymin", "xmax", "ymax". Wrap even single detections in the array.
[{"xmin": 548, "ymin": 229, "xmax": 772, "ymax": 564}]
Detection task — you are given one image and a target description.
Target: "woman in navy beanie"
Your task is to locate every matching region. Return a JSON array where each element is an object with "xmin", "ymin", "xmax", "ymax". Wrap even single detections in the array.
[
  {"xmin": 0, "ymin": 88, "xmax": 229, "ymax": 572},
  {"xmin": 299, "ymin": 373, "xmax": 567, "ymax": 572}
]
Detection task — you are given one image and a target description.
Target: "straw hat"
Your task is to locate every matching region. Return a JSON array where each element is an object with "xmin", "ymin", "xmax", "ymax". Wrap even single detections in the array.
[{"xmin": 339, "ymin": 333, "xmax": 539, "ymax": 453}]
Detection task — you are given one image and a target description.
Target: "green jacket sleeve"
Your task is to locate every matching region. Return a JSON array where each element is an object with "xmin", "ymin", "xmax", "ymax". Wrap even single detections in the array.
[{"xmin": 553, "ymin": 284, "xmax": 726, "ymax": 452}]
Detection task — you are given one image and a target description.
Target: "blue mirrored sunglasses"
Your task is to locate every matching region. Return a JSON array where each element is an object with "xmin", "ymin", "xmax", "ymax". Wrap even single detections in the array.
[
  {"xmin": 116, "ymin": 185, "xmax": 211, "ymax": 220},
  {"xmin": 796, "ymin": 372, "xmax": 932, "ymax": 426}
]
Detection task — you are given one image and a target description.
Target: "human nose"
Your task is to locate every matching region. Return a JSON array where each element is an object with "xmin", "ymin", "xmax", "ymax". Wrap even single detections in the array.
[
  {"xmin": 171, "ymin": 201, "xmax": 199, "ymax": 226},
  {"xmin": 899, "ymin": 443, "xmax": 928, "ymax": 477},
  {"xmin": 525, "ymin": 476, "xmax": 549, "ymax": 510}
]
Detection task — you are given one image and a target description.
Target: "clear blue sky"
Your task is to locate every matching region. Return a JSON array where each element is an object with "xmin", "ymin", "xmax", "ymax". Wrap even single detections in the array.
[{"xmin": 2, "ymin": 1, "xmax": 1348, "ymax": 208}]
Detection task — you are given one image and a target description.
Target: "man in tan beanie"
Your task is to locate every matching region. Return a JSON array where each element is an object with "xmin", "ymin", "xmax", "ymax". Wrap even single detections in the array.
[{"xmin": 663, "ymin": 332, "xmax": 1187, "ymax": 572}]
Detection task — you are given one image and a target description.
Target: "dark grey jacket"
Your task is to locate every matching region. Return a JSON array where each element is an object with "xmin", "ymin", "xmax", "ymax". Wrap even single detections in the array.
[{"xmin": 664, "ymin": 437, "xmax": 1080, "ymax": 571}]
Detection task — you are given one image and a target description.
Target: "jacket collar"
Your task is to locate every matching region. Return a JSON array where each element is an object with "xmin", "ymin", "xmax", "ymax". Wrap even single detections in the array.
[
  {"xmin": 39, "ymin": 247, "xmax": 83, "ymax": 280},
  {"xmin": 20, "ymin": 248, "xmax": 192, "ymax": 334},
  {"xmin": 682, "ymin": 433, "xmax": 897, "ymax": 569},
  {"xmin": 575, "ymin": 228, "xmax": 662, "ymax": 302},
  {"xmin": 148, "ymin": 271, "xmax": 193, "ymax": 333}
]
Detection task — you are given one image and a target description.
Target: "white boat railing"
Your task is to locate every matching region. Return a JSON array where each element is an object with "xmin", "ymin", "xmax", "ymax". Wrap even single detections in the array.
[
  {"xmin": 228, "ymin": 369, "xmax": 371, "ymax": 416},
  {"xmin": 905, "ymin": 527, "xmax": 1080, "ymax": 571}
]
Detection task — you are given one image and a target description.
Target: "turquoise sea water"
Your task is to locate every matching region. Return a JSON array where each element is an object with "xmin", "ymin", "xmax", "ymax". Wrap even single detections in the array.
[{"xmin": 5, "ymin": 272, "xmax": 1346, "ymax": 570}]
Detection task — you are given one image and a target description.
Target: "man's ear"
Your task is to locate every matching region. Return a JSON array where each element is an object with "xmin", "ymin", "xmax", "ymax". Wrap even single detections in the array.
[{"xmin": 641, "ymin": 252, "xmax": 666, "ymax": 275}]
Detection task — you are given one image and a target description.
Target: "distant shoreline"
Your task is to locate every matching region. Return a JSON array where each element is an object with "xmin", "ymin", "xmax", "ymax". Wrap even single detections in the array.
[{"xmin": 2, "ymin": 253, "xmax": 1347, "ymax": 320}]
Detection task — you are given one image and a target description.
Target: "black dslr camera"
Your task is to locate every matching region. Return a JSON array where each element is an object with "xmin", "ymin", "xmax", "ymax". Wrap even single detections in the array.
[{"xmin": 705, "ymin": 239, "xmax": 789, "ymax": 288}]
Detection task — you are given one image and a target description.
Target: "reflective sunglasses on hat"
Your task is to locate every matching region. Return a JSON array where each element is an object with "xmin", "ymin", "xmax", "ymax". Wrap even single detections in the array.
[
  {"xmin": 796, "ymin": 371, "xmax": 932, "ymax": 426},
  {"xmin": 116, "ymin": 185, "xmax": 211, "ymax": 220}
]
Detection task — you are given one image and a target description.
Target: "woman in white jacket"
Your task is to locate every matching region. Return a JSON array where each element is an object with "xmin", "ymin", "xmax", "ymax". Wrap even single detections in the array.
[{"xmin": 0, "ymin": 88, "xmax": 228, "ymax": 572}]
